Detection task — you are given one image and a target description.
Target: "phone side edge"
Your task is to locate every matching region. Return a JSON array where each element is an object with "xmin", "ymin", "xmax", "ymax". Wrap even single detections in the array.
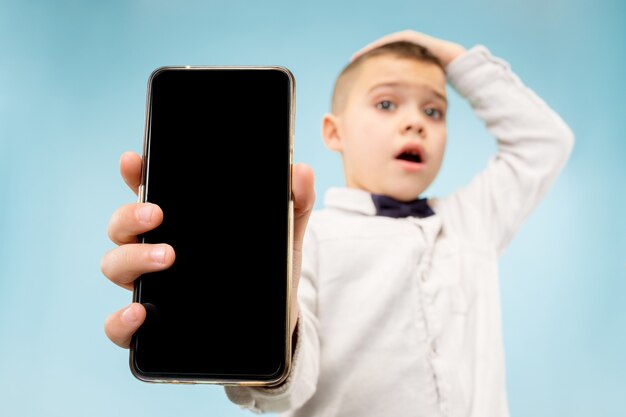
[{"xmin": 128, "ymin": 67, "xmax": 162, "ymax": 381}]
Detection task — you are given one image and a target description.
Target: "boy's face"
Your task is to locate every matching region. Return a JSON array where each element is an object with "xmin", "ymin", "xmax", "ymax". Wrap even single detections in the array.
[{"xmin": 323, "ymin": 55, "xmax": 448, "ymax": 201}]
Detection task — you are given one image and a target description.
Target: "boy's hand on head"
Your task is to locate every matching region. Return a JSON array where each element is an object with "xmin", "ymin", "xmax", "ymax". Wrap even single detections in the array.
[
  {"xmin": 101, "ymin": 152, "xmax": 315, "ymax": 348},
  {"xmin": 351, "ymin": 30, "xmax": 466, "ymax": 69},
  {"xmin": 101, "ymin": 151, "xmax": 176, "ymax": 348}
]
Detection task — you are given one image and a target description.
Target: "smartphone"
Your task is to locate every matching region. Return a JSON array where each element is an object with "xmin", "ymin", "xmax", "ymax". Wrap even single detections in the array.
[{"xmin": 130, "ymin": 66, "xmax": 295, "ymax": 386}]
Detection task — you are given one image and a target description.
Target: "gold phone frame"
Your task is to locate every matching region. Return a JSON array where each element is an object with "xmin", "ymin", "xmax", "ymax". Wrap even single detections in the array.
[{"xmin": 130, "ymin": 65, "xmax": 295, "ymax": 387}]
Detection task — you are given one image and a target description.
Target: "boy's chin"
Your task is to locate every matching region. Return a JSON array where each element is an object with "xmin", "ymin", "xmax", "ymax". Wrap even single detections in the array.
[
  {"xmin": 387, "ymin": 191, "xmax": 427, "ymax": 202},
  {"xmin": 349, "ymin": 178, "xmax": 431, "ymax": 201},
  {"xmin": 370, "ymin": 185, "xmax": 429, "ymax": 202}
]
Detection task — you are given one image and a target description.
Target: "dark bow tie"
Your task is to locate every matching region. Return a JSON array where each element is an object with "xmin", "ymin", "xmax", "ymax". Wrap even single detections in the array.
[{"xmin": 371, "ymin": 194, "xmax": 435, "ymax": 219}]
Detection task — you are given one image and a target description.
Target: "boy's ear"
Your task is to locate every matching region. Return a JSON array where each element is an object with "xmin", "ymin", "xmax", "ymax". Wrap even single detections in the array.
[{"xmin": 322, "ymin": 113, "xmax": 343, "ymax": 152}]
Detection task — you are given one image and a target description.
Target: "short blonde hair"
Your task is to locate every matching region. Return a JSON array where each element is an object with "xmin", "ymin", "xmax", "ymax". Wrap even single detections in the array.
[{"xmin": 331, "ymin": 41, "xmax": 444, "ymax": 114}]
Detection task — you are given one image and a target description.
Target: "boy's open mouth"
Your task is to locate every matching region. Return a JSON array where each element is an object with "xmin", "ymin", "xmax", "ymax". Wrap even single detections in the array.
[
  {"xmin": 396, "ymin": 151, "xmax": 422, "ymax": 163},
  {"xmin": 394, "ymin": 143, "xmax": 426, "ymax": 165}
]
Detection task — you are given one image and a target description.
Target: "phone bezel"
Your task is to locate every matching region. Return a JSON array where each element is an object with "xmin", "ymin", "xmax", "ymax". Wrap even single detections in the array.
[{"xmin": 130, "ymin": 65, "xmax": 295, "ymax": 387}]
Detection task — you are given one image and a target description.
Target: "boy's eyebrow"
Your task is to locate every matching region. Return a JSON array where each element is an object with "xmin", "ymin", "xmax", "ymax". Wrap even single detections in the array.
[{"xmin": 367, "ymin": 82, "xmax": 447, "ymax": 103}]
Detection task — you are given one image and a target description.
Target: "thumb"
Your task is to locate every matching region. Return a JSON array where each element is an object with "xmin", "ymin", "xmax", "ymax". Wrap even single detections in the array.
[{"xmin": 292, "ymin": 163, "xmax": 315, "ymax": 248}]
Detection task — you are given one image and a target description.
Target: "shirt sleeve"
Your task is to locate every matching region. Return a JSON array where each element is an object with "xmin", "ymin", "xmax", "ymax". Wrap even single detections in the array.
[
  {"xmin": 223, "ymin": 225, "xmax": 321, "ymax": 413},
  {"xmin": 439, "ymin": 45, "xmax": 575, "ymax": 255}
]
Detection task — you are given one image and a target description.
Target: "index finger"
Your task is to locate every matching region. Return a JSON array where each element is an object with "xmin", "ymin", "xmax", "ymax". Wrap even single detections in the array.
[{"xmin": 120, "ymin": 151, "xmax": 142, "ymax": 195}]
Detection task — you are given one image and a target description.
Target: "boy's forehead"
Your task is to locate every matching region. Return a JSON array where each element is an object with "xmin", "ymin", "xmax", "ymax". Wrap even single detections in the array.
[{"xmin": 353, "ymin": 55, "xmax": 446, "ymax": 98}]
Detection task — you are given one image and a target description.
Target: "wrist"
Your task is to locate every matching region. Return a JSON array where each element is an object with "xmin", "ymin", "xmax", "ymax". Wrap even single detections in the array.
[{"xmin": 442, "ymin": 45, "xmax": 467, "ymax": 68}]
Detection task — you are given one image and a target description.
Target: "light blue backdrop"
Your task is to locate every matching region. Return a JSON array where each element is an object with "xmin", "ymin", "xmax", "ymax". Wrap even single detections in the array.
[{"xmin": 0, "ymin": 0, "xmax": 624, "ymax": 416}]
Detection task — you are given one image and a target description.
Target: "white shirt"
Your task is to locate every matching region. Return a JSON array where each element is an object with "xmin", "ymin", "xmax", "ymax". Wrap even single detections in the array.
[{"xmin": 225, "ymin": 45, "xmax": 574, "ymax": 417}]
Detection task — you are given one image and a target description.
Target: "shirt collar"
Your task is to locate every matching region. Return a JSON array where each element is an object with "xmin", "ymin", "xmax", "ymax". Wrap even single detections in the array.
[
  {"xmin": 324, "ymin": 187, "xmax": 443, "ymax": 246},
  {"xmin": 324, "ymin": 187, "xmax": 438, "ymax": 217},
  {"xmin": 324, "ymin": 187, "xmax": 437, "ymax": 216},
  {"xmin": 324, "ymin": 187, "xmax": 378, "ymax": 216}
]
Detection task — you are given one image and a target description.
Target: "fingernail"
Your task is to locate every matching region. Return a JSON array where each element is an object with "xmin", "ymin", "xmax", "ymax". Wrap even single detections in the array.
[
  {"xmin": 151, "ymin": 246, "xmax": 166, "ymax": 264},
  {"xmin": 137, "ymin": 204, "xmax": 154, "ymax": 223},
  {"xmin": 121, "ymin": 306, "xmax": 139, "ymax": 324}
]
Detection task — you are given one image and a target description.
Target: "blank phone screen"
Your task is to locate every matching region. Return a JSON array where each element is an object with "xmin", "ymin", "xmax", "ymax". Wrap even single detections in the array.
[{"xmin": 132, "ymin": 67, "xmax": 292, "ymax": 382}]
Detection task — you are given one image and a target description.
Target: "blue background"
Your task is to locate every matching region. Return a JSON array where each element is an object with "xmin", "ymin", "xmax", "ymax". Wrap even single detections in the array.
[{"xmin": 0, "ymin": 0, "xmax": 624, "ymax": 416}]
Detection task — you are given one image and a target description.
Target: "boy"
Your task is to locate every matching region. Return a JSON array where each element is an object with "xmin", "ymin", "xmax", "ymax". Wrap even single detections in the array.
[{"xmin": 101, "ymin": 31, "xmax": 574, "ymax": 417}]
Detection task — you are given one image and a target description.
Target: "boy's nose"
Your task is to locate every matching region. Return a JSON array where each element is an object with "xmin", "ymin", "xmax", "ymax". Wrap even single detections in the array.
[{"xmin": 402, "ymin": 113, "xmax": 425, "ymax": 137}]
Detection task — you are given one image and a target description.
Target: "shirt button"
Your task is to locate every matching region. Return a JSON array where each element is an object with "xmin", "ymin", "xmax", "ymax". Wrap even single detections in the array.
[
  {"xmin": 421, "ymin": 273, "xmax": 428, "ymax": 282},
  {"xmin": 430, "ymin": 341, "xmax": 438, "ymax": 358}
]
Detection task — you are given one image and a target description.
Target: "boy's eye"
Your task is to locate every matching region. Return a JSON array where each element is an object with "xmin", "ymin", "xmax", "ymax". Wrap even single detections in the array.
[
  {"xmin": 425, "ymin": 107, "xmax": 444, "ymax": 120},
  {"xmin": 376, "ymin": 100, "xmax": 396, "ymax": 111}
]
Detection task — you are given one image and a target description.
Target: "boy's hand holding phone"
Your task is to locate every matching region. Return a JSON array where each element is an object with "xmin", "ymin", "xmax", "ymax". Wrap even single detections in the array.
[
  {"xmin": 101, "ymin": 154, "xmax": 314, "ymax": 347},
  {"xmin": 102, "ymin": 66, "xmax": 314, "ymax": 385}
]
